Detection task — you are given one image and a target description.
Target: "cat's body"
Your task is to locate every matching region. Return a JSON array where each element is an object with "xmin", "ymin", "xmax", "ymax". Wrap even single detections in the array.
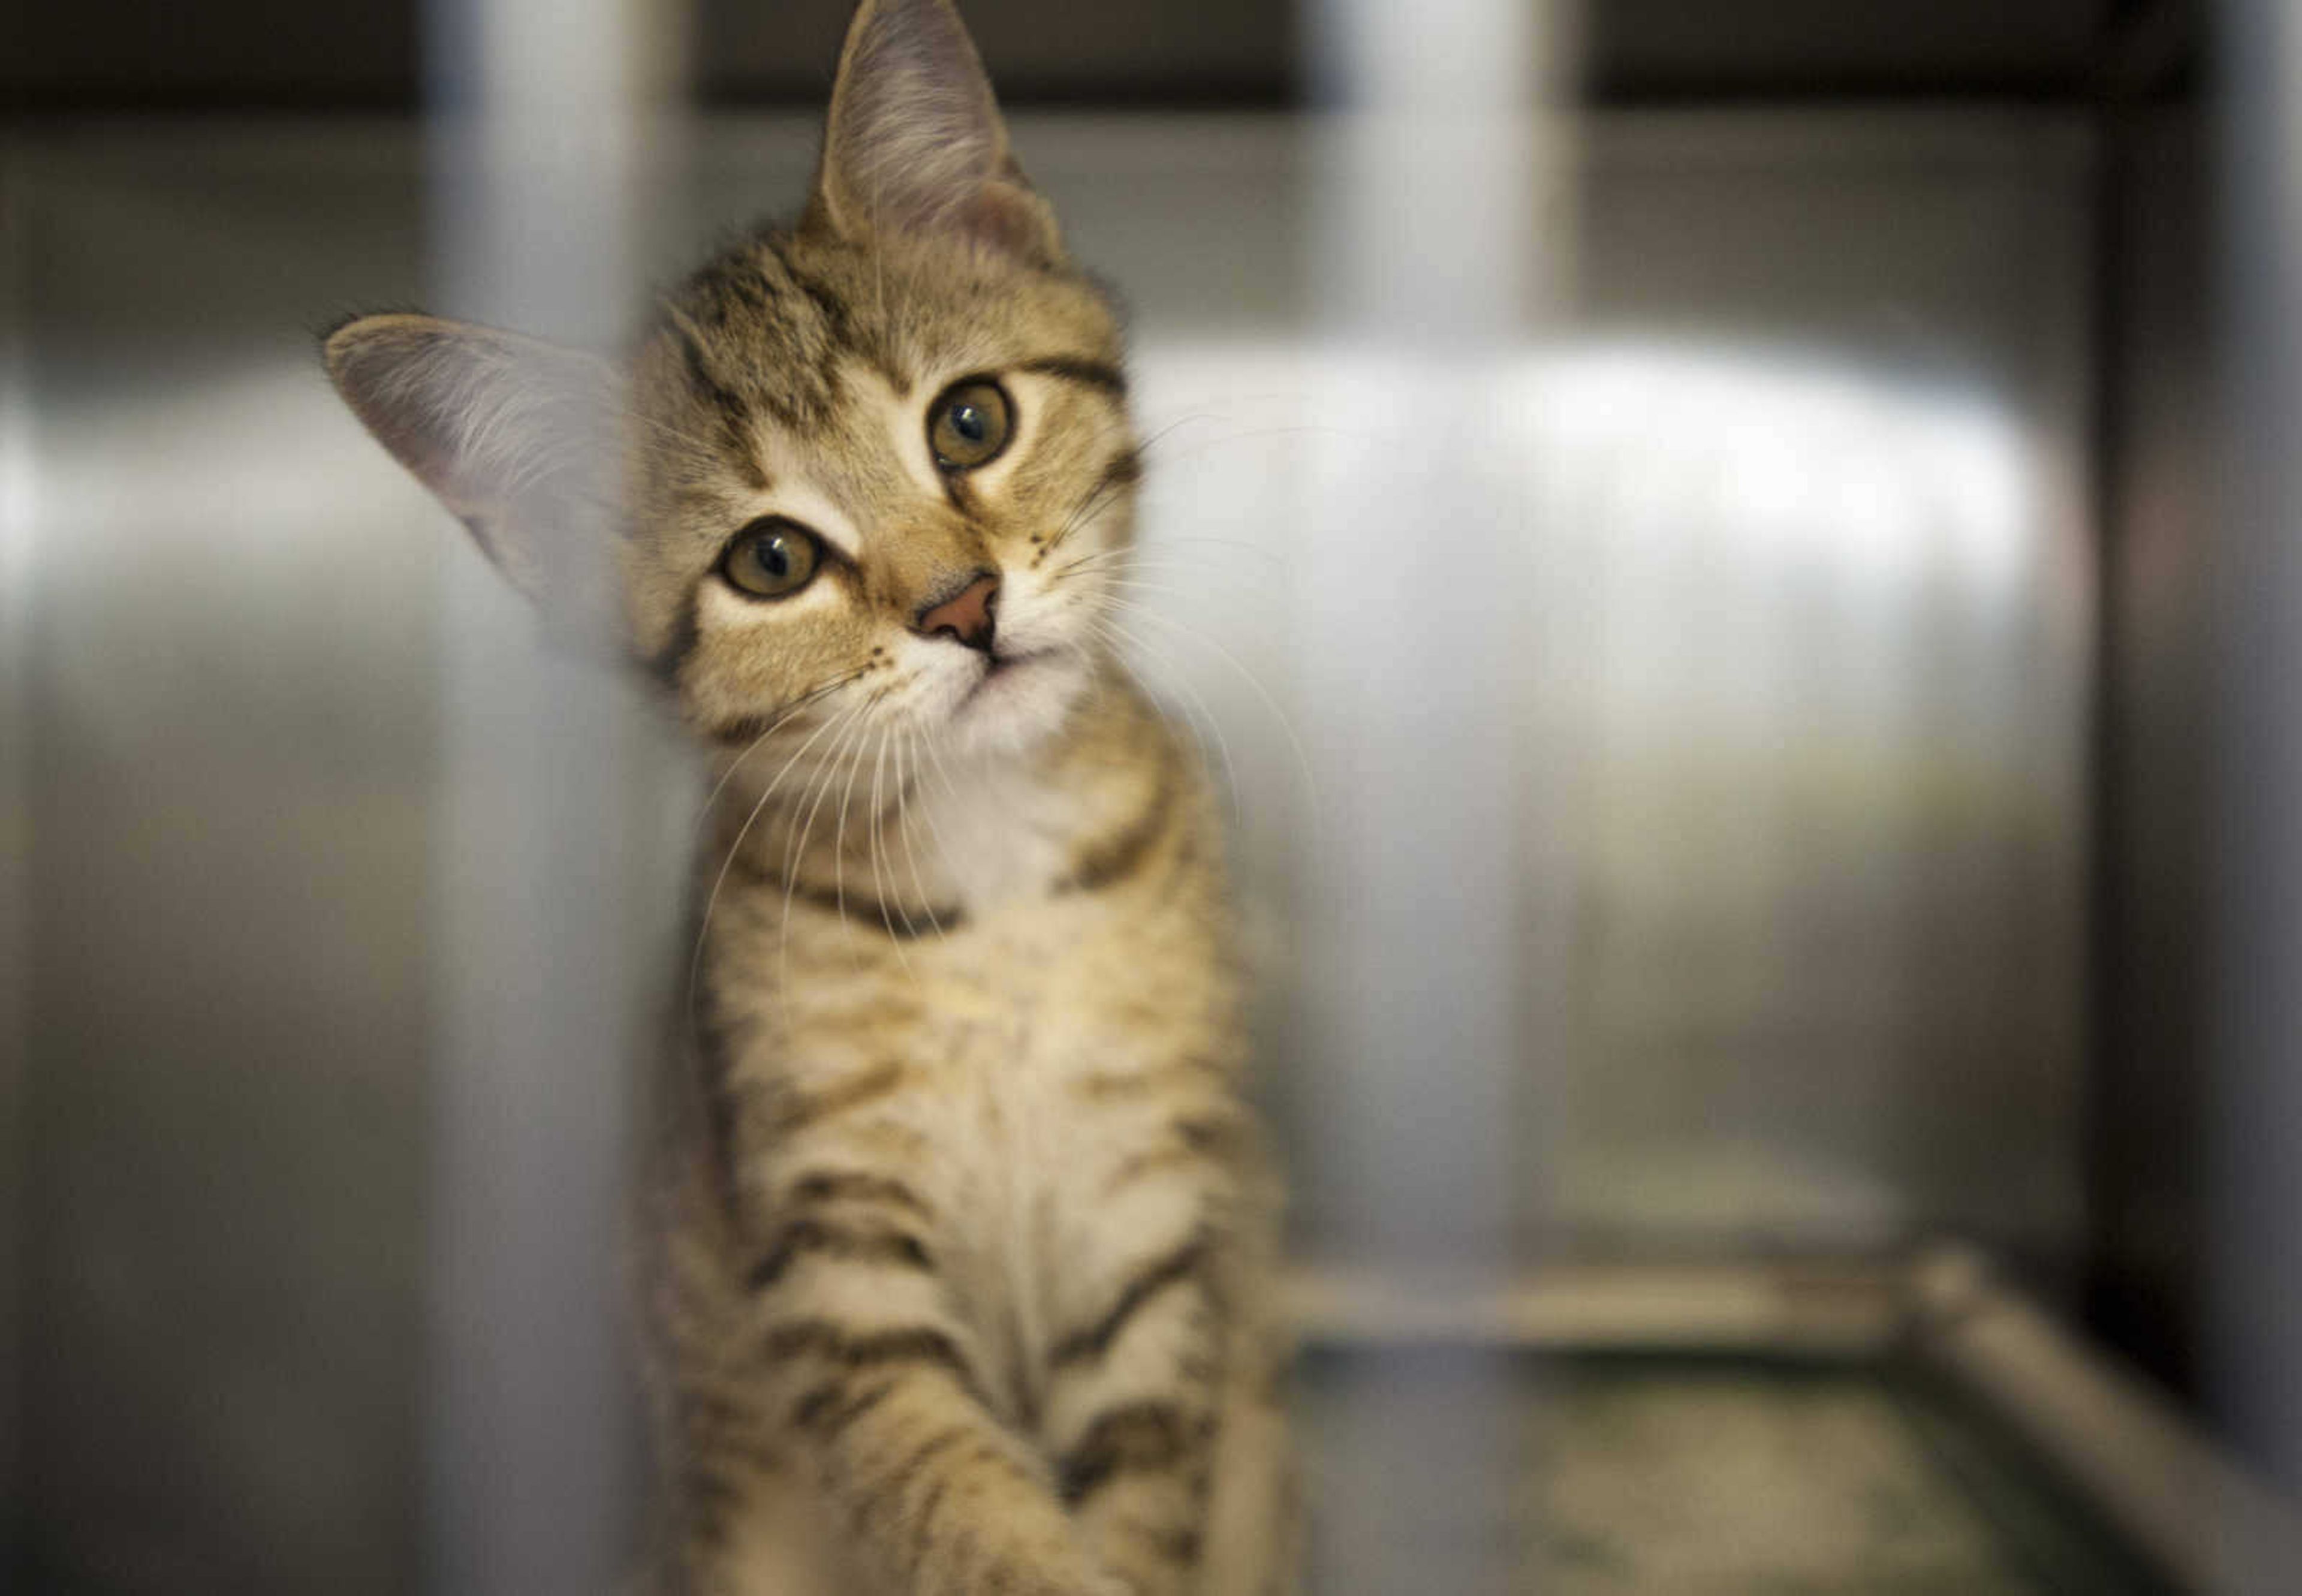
[
  {"xmin": 323, "ymin": 3, "xmax": 1292, "ymax": 1592},
  {"xmin": 655, "ymin": 663, "xmax": 1288, "ymax": 1596}
]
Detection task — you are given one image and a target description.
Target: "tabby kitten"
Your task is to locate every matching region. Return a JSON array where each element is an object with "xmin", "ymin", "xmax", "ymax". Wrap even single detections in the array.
[{"xmin": 321, "ymin": 2, "xmax": 1292, "ymax": 1592}]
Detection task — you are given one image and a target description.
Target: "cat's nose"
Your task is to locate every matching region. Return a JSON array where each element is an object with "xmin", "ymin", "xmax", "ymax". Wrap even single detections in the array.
[{"xmin": 913, "ymin": 571, "xmax": 999, "ymax": 654}]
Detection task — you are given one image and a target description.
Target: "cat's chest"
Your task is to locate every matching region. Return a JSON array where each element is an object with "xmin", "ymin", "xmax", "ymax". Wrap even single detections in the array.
[
  {"xmin": 914, "ymin": 754, "xmax": 1083, "ymax": 910},
  {"xmin": 914, "ymin": 895, "xmax": 1191, "ymax": 1176},
  {"xmin": 902, "ymin": 896, "xmax": 1215, "ymax": 1399},
  {"xmin": 734, "ymin": 748, "xmax": 1231, "ymax": 1392}
]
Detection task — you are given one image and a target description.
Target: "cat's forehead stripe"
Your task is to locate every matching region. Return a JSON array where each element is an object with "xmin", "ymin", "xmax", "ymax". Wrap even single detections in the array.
[
  {"xmin": 1014, "ymin": 356, "xmax": 1126, "ymax": 400},
  {"xmin": 669, "ymin": 322, "xmax": 772, "ymax": 493},
  {"xmin": 668, "ymin": 236, "xmax": 860, "ymax": 446}
]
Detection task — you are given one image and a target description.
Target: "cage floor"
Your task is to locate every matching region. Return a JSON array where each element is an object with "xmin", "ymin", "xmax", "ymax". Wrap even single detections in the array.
[{"xmin": 1294, "ymin": 1348, "xmax": 2170, "ymax": 1595}]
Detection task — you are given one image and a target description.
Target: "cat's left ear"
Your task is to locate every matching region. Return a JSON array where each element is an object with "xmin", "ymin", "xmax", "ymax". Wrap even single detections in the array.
[
  {"xmin": 809, "ymin": 0, "xmax": 1063, "ymax": 266},
  {"xmin": 323, "ymin": 312, "xmax": 627, "ymax": 635}
]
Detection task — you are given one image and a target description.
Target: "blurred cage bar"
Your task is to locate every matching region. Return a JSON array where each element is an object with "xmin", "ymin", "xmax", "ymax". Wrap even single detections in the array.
[
  {"xmin": 10, "ymin": 0, "xmax": 2302, "ymax": 1592},
  {"xmin": 4, "ymin": 107, "xmax": 36, "ymax": 1577},
  {"xmin": 416, "ymin": 0, "xmax": 679, "ymax": 1589}
]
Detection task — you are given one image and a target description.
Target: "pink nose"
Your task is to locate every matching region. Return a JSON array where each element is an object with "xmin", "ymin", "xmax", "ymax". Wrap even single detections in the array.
[{"xmin": 914, "ymin": 573, "xmax": 999, "ymax": 654}]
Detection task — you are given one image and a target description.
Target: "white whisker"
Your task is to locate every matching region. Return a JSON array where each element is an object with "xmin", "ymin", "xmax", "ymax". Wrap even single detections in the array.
[
  {"xmin": 688, "ymin": 691, "xmax": 866, "ymax": 1038},
  {"xmin": 830, "ymin": 699, "xmax": 875, "ymax": 980},
  {"xmin": 893, "ymin": 728, "xmax": 950, "ymax": 944},
  {"xmin": 1098, "ymin": 595, "xmax": 1322, "ymax": 840},
  {"xmin": 779, "ymin": 696, "xmax": 873, "ymax": 1001},
  {"xmin": 691, "ymin": 668, "xmax": 867, "ymax": 836},
  {"xmin": 867, "ymin": 723, "xmax": 920, "ymax": 971},
  {"xmin": 1081, "ymin": 612, "xmax": 1243, "ymax": 831}
]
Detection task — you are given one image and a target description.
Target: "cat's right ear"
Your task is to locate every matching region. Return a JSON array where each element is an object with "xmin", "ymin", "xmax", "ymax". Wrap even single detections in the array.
[
  {"xmin": 323, "ymin": 312, "xmax": 626, "ymax": 630},
  {"xmin": 809, "ymin": 0, "xmax": 1062, "ymax": 266}
]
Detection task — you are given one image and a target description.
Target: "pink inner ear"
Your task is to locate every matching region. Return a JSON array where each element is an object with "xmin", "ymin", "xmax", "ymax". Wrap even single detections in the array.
[
  {"xmin": 333, "ymin": 359, "xmax": 460, "ymax": 498},
  {"xmin": 956, "ymin": 182, "xmax": 1060, "ymax": 266}
]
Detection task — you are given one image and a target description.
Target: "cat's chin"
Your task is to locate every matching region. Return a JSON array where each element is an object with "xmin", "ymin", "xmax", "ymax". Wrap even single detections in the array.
[{"xmin": 939, "ymin": 649, "xmax": 1088, "ymax": 760}]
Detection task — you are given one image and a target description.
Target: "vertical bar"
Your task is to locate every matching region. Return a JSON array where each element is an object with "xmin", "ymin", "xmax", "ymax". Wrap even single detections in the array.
[
  {"xmin": 419, "ymin": 1, "xmax": 683, "ymax": 1591},
  {"xmin": 1297, "ymin": 0, "xmax": 1577, "ymax": 1588},
  {"xmin": 1300, "ymin": 0, "xmax": 1545, "ymax": 1257},
  {"xmin": 2215, "ymin": 0, "xmax": 2302, "ymax": 1578},
  {"xmin": 0, "ymin": 143, "xmax": 32, "ymax": 1582}
]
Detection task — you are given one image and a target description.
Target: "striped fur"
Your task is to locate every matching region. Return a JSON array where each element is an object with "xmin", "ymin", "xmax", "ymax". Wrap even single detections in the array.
[{"xmin": 322, "ymin": 4, "xmax": 1294, "ymax": 1592}]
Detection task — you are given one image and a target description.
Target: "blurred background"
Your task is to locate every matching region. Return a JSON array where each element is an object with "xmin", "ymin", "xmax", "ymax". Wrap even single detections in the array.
[{"xmin": 8, "ymin": 0, "xmax": 2297, "ymax": 1591}]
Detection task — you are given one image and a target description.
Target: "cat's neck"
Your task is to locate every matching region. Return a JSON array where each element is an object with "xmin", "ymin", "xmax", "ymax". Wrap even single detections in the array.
[{"xmin": 712, "ymin": 662, "xmax": 1171, "ymax": 921}]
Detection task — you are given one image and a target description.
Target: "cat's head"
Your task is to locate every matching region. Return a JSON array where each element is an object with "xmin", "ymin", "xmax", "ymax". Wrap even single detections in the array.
[{"xmin": 324, "ymin": 0, "xmax": 1137, "ymax": 765}]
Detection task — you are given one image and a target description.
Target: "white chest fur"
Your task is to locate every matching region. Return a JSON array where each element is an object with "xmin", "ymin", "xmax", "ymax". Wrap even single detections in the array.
[{"xmin": 908, "ymin": 748, "xmax": 1087, "ymax": 914}]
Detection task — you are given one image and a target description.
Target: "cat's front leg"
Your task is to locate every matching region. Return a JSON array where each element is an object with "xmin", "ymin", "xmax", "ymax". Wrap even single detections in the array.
[
  {"xmin": 1039, "ymin": 1230, "xmax": 1233, "ymax": 1596},
  {"xmin": 745, "ymin": 1181, "xmax": 1122, "ymax": 1596}
]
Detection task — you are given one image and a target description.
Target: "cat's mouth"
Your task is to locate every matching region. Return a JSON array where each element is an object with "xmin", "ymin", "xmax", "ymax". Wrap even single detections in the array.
[
  {"xmin": 939, "ymin": 639, "xmax": 1090, "ymax": 750},
  {"xmin": 950, "ymin": 646, "xmax": 1071, "ymax": 722},
  {"xmin": 963, "ymin": 647, "xmax": 1050, "ymax": 700}
]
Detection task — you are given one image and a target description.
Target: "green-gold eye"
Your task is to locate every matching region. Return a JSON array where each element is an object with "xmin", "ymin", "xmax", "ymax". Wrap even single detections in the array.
[
  {"xmin": 719, "ymin": 517, "xmax": 822, "ymax": 600},
  {"xmin": 928, "ymin": 380, "xmax": 1013, "ymax": 471}
]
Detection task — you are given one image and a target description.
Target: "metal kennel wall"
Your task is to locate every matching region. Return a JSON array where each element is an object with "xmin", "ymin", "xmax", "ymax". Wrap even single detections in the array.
[{"xmin": 8, "ymin": 0, "xmax": 2302, "ymax": 1591}]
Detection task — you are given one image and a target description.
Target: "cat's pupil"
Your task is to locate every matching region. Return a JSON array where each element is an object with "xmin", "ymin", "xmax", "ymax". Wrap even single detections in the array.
[
  {"xmin": 760, "ymin": 535, "xmax": 790, "ymax": 576},
  {"xmin": 950, "ymin": 403, "xmax": 986, "ymax": 442}
]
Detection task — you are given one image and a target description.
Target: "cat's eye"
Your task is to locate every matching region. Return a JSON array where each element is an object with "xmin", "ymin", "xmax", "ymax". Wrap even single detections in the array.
[
  {"xmin": 927, "ymin": 380, "xmax": 1013, "ymax": 472},
  {"xmin": 719, "ymin": 517, "xmax": 823, "ymax": 600}
]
